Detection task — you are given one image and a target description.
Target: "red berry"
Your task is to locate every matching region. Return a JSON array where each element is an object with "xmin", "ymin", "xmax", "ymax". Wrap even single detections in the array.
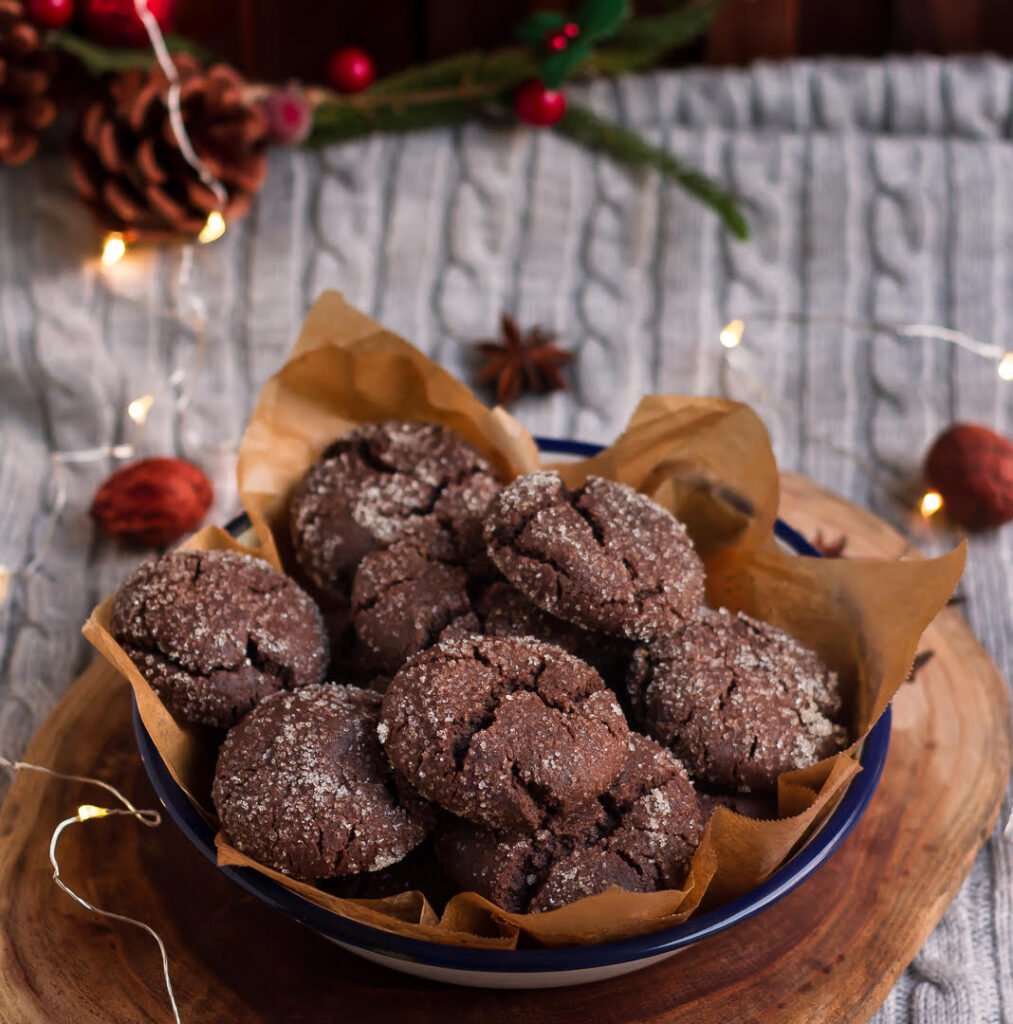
[
  {"xmin": 924, "ymin": 423, "xmax": 1013, "ymax": 531},
  {"xmin": 24, "ymin": 0, "xmax": 75, "ymax": 29},
  {"xmin": 327, "ymin": 47, "xmax": 375, "ymax": 94},
  {"xmin": 563, "ymin": 21, "xmax": 580, "ymax": 38},
  {"xmin": 91, "ymin": 457, "xmax": 213, "ymax": 547},
  {"xmin": 82, "ymin": 0, "xmax": 175, "ymax": 47},
  {"xmin": 546, "ymin": 29, "xmax": 569, "ymax": 51},
  {"xmin": 513, "ymin": 79, "xmax": 567, "ymax": 127}
]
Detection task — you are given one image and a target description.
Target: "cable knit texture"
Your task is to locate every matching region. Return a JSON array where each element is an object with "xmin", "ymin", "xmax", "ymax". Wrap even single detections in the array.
[{"xmin": 0, "ymin": 57, "xmax": 1010, "ymax": 1020}]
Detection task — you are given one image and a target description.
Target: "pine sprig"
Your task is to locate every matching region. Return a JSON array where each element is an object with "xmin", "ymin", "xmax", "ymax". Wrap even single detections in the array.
[
  {"xmin": 366, "ymin": 50, "xmax": 535, "ymax": 98},
  {"xmin": 309, "ymin": 48, "xmax": 536, "ymax": 143},
  {"xmin": 309, "ymin": 98, "xmax": 484, "ymax": 145},
  {"xmin": 49, "ymin": 30, "xmax": 210, "ymax": 74},
  {"xmin": 554, "ymin": 104, "xmax": 748, "ymax": 239}
]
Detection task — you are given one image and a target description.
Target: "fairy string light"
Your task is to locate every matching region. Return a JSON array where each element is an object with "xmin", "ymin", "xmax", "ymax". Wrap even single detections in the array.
[
  {"xmin": 716, "ymin": 311, "xmax": 1012, "ymax": 521},
  {"xmin": 722, "ymin": 312, "xmax": 1013, "ymax": 381},
  {"xmin": 0, "ymin": 755, "xmax": 182, "ymax": 1023}
]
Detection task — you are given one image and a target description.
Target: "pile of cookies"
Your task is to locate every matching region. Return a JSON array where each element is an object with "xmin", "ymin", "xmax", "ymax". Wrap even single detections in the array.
[{"xmin": 111, "ymin": 420, "xmax": 848, "ymax": 914}]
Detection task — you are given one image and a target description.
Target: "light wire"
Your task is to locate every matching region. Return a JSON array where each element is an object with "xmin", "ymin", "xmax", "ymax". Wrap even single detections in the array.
[{"xmin": 0, "ymin": 755, "xmax": 181, "ymax": 1022}]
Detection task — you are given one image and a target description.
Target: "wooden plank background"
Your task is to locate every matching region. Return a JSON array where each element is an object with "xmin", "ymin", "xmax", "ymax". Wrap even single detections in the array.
[{"xmin": 174, "ymin": 0, "xmax": 1013, "ymax": 81}]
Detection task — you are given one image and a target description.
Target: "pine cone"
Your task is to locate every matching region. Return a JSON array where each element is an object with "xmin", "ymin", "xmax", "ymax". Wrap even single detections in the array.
[
  {"xmin": 71, "ymin": 55, "xmax": 268, "ymax": 241},
  {"xmin": 0, "ymin": 1, "xmax": 59, "ymax": 166}
]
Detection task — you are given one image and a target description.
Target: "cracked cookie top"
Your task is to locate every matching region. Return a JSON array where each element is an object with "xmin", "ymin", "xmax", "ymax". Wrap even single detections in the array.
[
  {"xmin": 473, "ymin": 580, "xmax": 587, "ymax": 655},
  {"xmin": 349, "ymin": 540, "xmax": 478, "ymax": 677},
  {"xmin": 484, "ymin": 472, "xmax": 705, "ymax": 642},
  {"xmin": 435, "ymin": 733, "xmax": 704, "ymax": 912},
  {"xmin": 111, "ymin": 549, "xmax": 328, "ymax": 728},
  {"xmin": 288, "ymin": 420, "xmax": 501, "ymax": 600},
  {"xmin": 627, "ymin": 607, "xmax": 848, "ymax": 793},
  {"xmin": 212, "ymin": 684, "xmax": 433, "ymax": 879},
  {"xmin": 379, "ymin": 635, "xmax": 630, "ymax": 832}
]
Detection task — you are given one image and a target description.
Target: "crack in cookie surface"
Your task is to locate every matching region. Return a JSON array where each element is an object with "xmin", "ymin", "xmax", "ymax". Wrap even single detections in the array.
[
  {"xmin": 111, "ymin": 549, "xmax": 328, "ymax": 728},
  {"xmin": 485, "ymin": 472, "xmax": 705, "ymax": 642},
  {"xmin": 380, "ymin": 635, "xmax": 629, "ymax": 832}
]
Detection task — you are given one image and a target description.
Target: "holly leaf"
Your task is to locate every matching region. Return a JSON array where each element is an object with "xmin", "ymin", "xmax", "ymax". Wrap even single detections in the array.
[
  {"xmin": 576, "ymin": 0, "xmax": 630, "ymax": 39},
  {"xmin": 589, "ymin": 0, "xmax": 722, "ymax": 74},
  {"xmin": 515, "ymin": 11, "xmax": 569, "ymax": 46},
  {"xmin": 539, "ymin": 39, "xmax": 593, "ymax": 89}
]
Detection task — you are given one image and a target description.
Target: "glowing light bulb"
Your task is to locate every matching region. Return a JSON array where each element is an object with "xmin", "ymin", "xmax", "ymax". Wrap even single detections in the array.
[
  {"xmin": 998, "ymin": 352, "xmax": 1013, "ymax": 381},
  {"xmin": 719, "ymin": 319, "xmax": 745, "ymax": 349},
  {"xmin": 77, "ymin": 805, "xmax": 110, "ymax": 821},
  {"xmin": 919, "ymin": 491, "xmax": 944, "ymax": 518},
  {"xmin": 198, "ymin": 211, "xmax": 226, "ymax": 244},
  {"xmin": 101, "ymin": 232, "xmax": 127, "ymax": 266},
  {"xmin": 127, "ymin": 394, "xmax": 155, "ymax": 425}
]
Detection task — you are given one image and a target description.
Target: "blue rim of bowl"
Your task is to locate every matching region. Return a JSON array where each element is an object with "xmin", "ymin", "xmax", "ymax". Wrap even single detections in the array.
[{"xmin": 132, "ymin": 435, "xmax": 891, "ymax": 973}]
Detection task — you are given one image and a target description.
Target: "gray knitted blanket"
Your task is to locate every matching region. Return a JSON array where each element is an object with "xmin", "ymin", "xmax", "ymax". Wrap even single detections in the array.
[{"xmin": 0, "ymin": 56, "xmax": 1010, "ymax": 1021}]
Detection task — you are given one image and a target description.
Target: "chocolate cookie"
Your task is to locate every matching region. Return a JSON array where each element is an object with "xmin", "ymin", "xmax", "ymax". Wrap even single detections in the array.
[
  {"xmin": 380, "ymin": 635, "xmax": 629, "ymax": 832},
  {"xmin": 111, "ymin": 549, "xmax": 328, "ymax": 728},
  {"xmin": 436, "ymin": 734, "xmax": 704, "ymax": 913},
  {"xmin": 484, "ymin": 472, "xmax": 705, "ymax": 642},
  {"xmin": 324, "ymin": 839, "xmax": 457, "ymax": 910},
  {"xmin": 628, "ymin": 607, "xmax": 848, "ymax": 793},
  {"xmin": 289, "ymin": 420, "xmax": 500, "ymax": 600},
  {"xmin": 350, "ymin": 540, "xmax": 478, "ymax": 675},
  {"xmin": 698, "ymin": 789, "xmax": 778, "ymax": 821},
  {"xmin": 474, "ymin": 580, "xmax": 586, "ymax": 654},
  {"xmin": 212, "ymin": 684, "xmax": 432, "ymax": 879}
]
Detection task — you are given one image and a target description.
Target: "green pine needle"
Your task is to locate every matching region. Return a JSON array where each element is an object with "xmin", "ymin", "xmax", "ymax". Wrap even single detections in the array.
[
  {"xmin": 308, "ymin": 98, "xmax": 483, "ymax": 146},
  {"xmin": 554, "ymin": 104, "xmax": 749, "ymax": 239},
  {"xmin": 49, "ymin": 30, "xmax": 209, "ymax": 75},
  {"xmin": 367, "ymin": 49, "xmax": 534, "ymax": 98}
]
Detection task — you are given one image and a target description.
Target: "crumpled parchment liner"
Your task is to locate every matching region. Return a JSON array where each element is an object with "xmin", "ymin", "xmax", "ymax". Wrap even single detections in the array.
[{"xmin": 85, "ymin": 291, "xmax": 965, "ymax": 949}]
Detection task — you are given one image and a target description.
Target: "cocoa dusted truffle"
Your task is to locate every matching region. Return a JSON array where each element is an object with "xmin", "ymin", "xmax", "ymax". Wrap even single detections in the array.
[
  {"xmin": 212, "ymin": 684, "xmax": 432, "ymax": 879},
  {"xmin": 379, "ymin": 635, "xmax": 630, "ymax": 832},
  {"xmin": 484, "ymin": 472, "xmax": 705, "ymax": 642},
  {"xmin": 436, "ymin": 734, "xmax": 704, "ymax": 912},
  {"xmin": 628, "ymin": 607, "xmax": 848, "ymax": 793},
  {"xmin": 289, "ymin": 420, "xmax": 500, "ymax": 600},
  {"xmin": 111, "ymin": 549, "xmax": 328, "ymax": 728}
]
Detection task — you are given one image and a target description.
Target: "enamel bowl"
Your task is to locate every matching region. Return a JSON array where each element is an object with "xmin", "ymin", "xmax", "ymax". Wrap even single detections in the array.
[{"xmin": 133, "ymin": 436, "xmax": 891, "ymax": 989}]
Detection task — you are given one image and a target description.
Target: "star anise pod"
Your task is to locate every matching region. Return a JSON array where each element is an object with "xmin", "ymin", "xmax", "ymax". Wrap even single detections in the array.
[{"xmin": 473, "ymin": 314, "xmax": 574, "ymax": 407}]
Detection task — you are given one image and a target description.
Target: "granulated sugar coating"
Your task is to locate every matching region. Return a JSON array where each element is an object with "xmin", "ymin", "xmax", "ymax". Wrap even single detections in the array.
[
  {"xmin": 380, "ymin": 635, "xmax": 630, "ymax": 832},
  {"xmin": 350, "ymin": 539, "xmax": 478, "ymax": 674},
  {"xmin": 628, "ymin": 607, "xmax": 849, "ymax": 793},
  {"xmin": 473, "ymin": 580, "xmax": 587, "ymax": 655},
  {"xmin": 484, "ymin": 472, "xmax": 705, "ymax": 642},
  {"xmin": 435, "ymin": 734, "xmax": 704, "ymax": 913},
  {"xmin": 289, "ymin": 421, "xmax": 501, "ymax": 600},
  {"xmin": 111, "ymin": 549, "xmax": 328, "ymax": 728},
  {"xmin": 212, "ymin": 684, "xmax": 433, "ymax": 880}
]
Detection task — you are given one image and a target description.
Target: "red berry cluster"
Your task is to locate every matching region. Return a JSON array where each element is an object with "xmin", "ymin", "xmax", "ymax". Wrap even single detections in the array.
[
  {"xmin": 546, "ymin": 21, "xmax": 580, "ymax": 52},
  {"xmin": 26, "ymin": 0, "xmax": 176, "ymax": 44},
  {"xmin": 514, "ymin": 19, "xmax": 580, "ymax": 128}
]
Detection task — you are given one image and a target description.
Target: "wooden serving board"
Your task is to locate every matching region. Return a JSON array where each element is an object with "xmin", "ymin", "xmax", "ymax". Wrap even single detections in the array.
[{"xmin": 0, "ymin": 474, "xmax": 1009, "ymax": 1024}]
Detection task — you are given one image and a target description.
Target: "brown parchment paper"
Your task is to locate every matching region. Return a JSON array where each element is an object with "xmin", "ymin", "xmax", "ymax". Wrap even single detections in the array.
[{"xmin": 84, "ymin": 291, "xmax": 966, "ymax": 949}]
